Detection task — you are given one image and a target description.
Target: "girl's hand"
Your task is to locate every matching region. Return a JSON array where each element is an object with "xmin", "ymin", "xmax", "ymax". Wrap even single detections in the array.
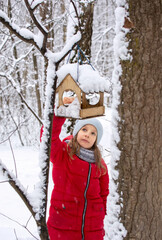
[{"xmin": 63, "ymin": 97, "xmax": 75, "ymax": 105}]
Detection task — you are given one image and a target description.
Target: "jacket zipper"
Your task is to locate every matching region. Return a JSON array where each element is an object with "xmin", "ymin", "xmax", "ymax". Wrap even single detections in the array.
[{"xmin": 81, "ymin": 163, "xmax": 92, "ymax": 240}]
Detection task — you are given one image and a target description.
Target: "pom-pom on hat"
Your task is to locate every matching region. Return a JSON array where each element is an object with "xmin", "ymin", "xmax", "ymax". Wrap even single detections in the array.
[{"xmin": 73, "ymin": 118, "xmax": 103, "ymax": 144}]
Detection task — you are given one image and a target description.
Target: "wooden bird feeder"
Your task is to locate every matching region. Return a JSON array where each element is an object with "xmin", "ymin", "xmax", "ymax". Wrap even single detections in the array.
[{"xmin": 55, "ymin": 63, "xmax": 108, "ymax": 119}]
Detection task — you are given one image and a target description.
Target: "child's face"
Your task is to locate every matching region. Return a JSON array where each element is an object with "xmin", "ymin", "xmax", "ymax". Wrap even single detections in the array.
[{"xmin": 76, "ymin": 124, "xmax": 97, "ymax": 149}]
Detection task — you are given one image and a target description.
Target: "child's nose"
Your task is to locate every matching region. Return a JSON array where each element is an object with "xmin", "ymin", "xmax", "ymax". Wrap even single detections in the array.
[{"xmin": 85, "ymin": 132, "xmax": 90, "ymax": 137}]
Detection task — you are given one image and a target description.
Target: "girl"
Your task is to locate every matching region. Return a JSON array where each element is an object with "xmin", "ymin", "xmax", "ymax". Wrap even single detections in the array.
[{"xmin": 44, "ymin": 101, "xmax": 109, "ymax": 240}]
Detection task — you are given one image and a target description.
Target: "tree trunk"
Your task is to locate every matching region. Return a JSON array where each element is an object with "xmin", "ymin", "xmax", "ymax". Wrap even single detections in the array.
[
  {"xmin": 71, "ymin": 1, "xmax": 94, "ymax": 61},
  {"xmin": 32, "ymin": 51, "xmax": 42, "ymax": 120},
  {"xmin": 78, "ymin": 2, "xmax": 94, "ymax": 58},
  {"xmin": 117, "ymin": 0, "xmax": 162, "ymax": 239}
]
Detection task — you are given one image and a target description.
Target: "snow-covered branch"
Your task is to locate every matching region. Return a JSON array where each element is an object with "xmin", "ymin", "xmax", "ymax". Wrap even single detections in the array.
[
  {"xmin": 12, "ymin": 46, "xmax": 34, "ymax": 65},
  {"xmin": 0, "ymin": 35, "xmax": 9, "ymax": 51},
  {"xmin": 24, "ymin": 0, "xmax": 48, "ymax": 55},
  {"xmin": 0, "ymin": 10, "xmax": 41, "ymax": 53},
  {"xmin": 0, "ymin": 6, "xmax": 48, "ymax": 56},
  {"xmin": 46, "ymin": 31, "xmax": 81, "ymax": 63},
  {"xmin": 0, "ymin": 1, "xmax": 82, "ymax": 239},
  {"xmin": 0, "ymin": 72, "xmax": 43, "ymax": 125},
  {"xmin": 70, "ymin": 0, "xmax": 81, "ymax": 30},
  {"xmin": 93, "ymin": 27, "xmax": 115, "ymax": 42},
  {"xmin": 30, "ymin": 0, "xmax": 44, "ymax": 11},
  {"xmin": 0, "ymin": 159, "xmax": 36, "ymax": 218}
]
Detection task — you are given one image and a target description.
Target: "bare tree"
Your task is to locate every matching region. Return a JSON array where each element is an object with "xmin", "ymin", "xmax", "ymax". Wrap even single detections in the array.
[
  {"xmin": 0, "ymin": 0, "xmax": 81, "ymax": 239},
  {"xmin": 117, "ymin": 0, "xmax": 162, "ymax": 239},
  {"xmin": 91, "ymin": 0, "xmax": 116, "ymax": 79},
  {"xmin": 0, "ymin": 0, "xmax": 42, "ymax": 145}
]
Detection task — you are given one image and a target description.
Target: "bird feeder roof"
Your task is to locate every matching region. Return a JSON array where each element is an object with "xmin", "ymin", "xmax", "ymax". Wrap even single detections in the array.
[{"xmin": 56, "ymin": 63, "xmax": 109, "ymax": 94}]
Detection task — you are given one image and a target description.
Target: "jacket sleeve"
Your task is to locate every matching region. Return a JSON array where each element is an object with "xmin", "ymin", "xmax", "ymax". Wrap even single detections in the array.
[
  {"xmin": 99, "ymin": 161, "xmax": 109, "ymax": 215},
  {"xmin": 40, "ymin": 114, "xmax": 66, "ymax": 164},
  {"xmin": 50, "ymin": 115, "xmax": 66, "ymax": 164}
]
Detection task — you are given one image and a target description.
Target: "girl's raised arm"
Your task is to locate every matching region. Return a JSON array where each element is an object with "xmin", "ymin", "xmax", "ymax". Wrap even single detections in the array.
[{"xmin": 50, "ymin": 115, "xmax": 66, "ymax": 163}]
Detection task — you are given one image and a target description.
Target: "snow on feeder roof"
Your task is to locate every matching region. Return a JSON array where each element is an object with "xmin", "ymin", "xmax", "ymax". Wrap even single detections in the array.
[
  {"xmin": 55, "ymin": 63, "xmax": 108, "ymax": 119},
  {"xmin": 56, "ymin": 63, "xmax": 109, "ymax": 93}
]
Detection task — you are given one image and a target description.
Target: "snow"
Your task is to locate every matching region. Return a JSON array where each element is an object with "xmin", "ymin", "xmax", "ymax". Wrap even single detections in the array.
[
  {"xmin": 34, "ymin": 30, "xmax": 82, "ymax": 220},
  {"xmin": 34, "ymin": 31, "xmax": 44, "ymax": 49},
  {"xmin": 0, "ymin": 35, "xmax": 9, "ymax": 51},
  {"xmin": 66, "ymin": 2, "xmax": 78, "ymax": 41},
  {"xmin": 0, "ymin": 9, "xmax": 45, "ymax": 50},
  {"xmin": 56, "ymin": 63, "xmax": 109, "ymax": 93},
  {"xmin": 56, "ymin": 97, "xmax": 80, "ymax": 118},
  {"xmin": 33, "ymin": 59, "xmax": 56, "ymax": 220},
  {"xmin": 0, "ymin": 159, "xmax": 9, "ymax": 181},
  {"xmin": 0, "ymin": 108, "xmax": 111, "ymax": 240},
  {"xmin": 55, "ymin": 63, "xmax": 109, "ymax": 118},
  {"xmin": 0, "ymin": 146, "xmax": 40, "ymax": 240},
  {"xmin": 0, "ymin": 10, "xmax": 9, "ymax": 21},
  {"xmin": 18, "ymin": 28, "xmax": 34, "ymax": 40},
  {"xmin": 104, "ymin": 0, "xmax": 130, "ymax": 239},
  {"xmin": 46, "ymin": 32, "xmax": 81, "ymax": 63},
  {"xmin": 30, "ymin": 0, "xmax": 44, "ymax": 10},
  {"xmin": 0, "ymin": 0, "xmax": 130, "ymax": 238}
]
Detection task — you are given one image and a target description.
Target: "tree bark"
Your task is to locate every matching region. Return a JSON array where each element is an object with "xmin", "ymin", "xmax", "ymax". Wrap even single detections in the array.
[
  {"xmin": 71, "ymin": 0, "xmax": 94, "ymax": 60},
  {"xmin": 117, "ymin": 0, "xmax": 162, "ymax": 239},
  {"xmin": 78, "ymin": 2, "xmax": 94, "ymax": 58}
]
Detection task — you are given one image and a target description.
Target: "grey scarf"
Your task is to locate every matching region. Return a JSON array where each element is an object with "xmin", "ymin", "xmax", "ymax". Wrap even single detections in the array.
[{"xmin": 76, "ymin": 147, "xmax": 96, "ymax": 163}]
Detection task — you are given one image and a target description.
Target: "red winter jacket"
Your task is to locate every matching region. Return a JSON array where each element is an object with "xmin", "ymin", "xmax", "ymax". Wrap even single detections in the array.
[{"xmin": 45, "ymin": 115, "xmax": 109, "ymax": 239}]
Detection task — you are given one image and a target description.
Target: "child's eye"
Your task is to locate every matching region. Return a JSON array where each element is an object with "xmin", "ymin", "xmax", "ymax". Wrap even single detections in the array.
[
  {"xmin": 82, "ymin": 128, "xmax": 87, "ymax": 132},
  {"xmin": 91, "ymin": 132, "xmax": 96, "ymax": 136}
]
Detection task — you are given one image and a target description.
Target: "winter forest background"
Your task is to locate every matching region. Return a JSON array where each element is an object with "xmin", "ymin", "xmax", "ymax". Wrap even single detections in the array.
[{"xmin": 0, "ymin": 0, "xmax": 161, "ymax": 240}]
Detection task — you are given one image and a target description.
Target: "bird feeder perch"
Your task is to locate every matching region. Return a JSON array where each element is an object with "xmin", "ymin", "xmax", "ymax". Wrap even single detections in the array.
[{"xmin": 55, "ymin": 63, "xmax": 109, "ymax": 119}]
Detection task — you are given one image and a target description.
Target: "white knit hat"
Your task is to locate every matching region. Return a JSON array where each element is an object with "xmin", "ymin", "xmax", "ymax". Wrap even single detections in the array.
[{"xmin": 73, "ymin": 118, "xmax": 103, "ymax": 144}]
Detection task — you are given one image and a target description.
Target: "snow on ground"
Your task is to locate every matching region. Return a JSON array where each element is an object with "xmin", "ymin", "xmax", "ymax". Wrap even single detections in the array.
[
  {"xmin": 0, "ymin": 145, "xmax": 55, "ymax": 240},
  {"xmin": 0, "ymin": 146, "xmax": 41, "ymax": 239},
  {"xmin": 0, "ymin": 108, "xmax": 111, "ymax": 240}
]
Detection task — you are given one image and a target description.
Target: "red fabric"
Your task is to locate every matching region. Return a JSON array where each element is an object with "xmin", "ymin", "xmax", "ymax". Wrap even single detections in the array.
[
  {"xmin": 40, "ymin": 125, "xmax": 43, "ymax": 142},
  {"xmin": 47, "ymin": 223, "xmax": 105, "ymax": 240},
  {"xmin": 45, "ymin": 115, "xmax": 109, "ymax": 240}
]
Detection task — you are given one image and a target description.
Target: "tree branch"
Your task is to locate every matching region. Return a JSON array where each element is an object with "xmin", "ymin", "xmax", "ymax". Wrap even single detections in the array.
[
  {"xmin": 8, "ymin": 138, "xmax": 18, "ymax": 178},
  {"xmin": 24, "ymin": 0, "xmax": 48, "ymax": 55},
  {"xmin": 0, "ymin": 10, "xmax": 41, "ymax": 54},
  {"xmin": 0, "ymin": 35, "xmax": 9, "ymax": 51},
  {"xmin": 47, "ymin": 31, "xmax": 81, "ymax": 64},
  {"xmin": 70, "ymin": 0, "xmax": 81, "ymax": 32},
  {"xmin": 0, "ymin": 2, "xmax": 82, "ymax": 239},
  {"xmin": 0, "ymin": 73, "xmax": 43, "ymax": 125},
  {"xmin": 3, "ymin": 94, "xmax": 25, "ymax": 146},
  {"xmin": 0, "ymin": 212, "xmax": 39, "ymax": 240},
  {"xmin": 0, "ymin": 117, "xmax": 30, "ymax": 145},
  {"xmin": 0, "ymin": 161, "xmax": 36, "ymax": 219},
  {"xmin": 31, "ymin": 0, "xmax": 44, "ymax": 12}
]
